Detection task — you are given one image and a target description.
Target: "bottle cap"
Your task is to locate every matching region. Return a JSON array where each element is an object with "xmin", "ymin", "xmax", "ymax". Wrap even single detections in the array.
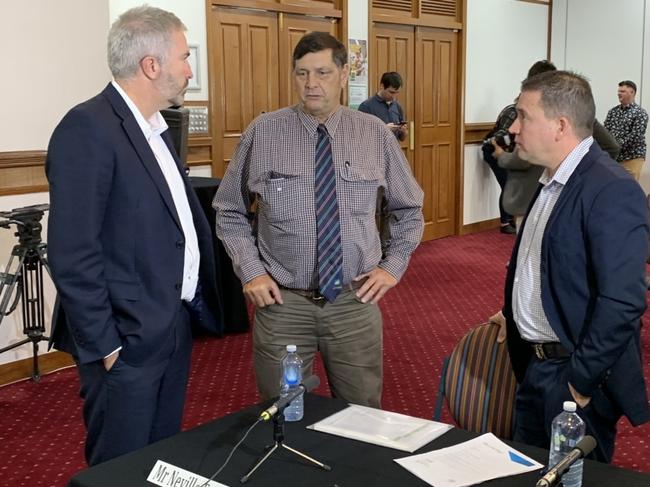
[
  {"xmin": 563, "ymin": 401, "xmax": 577, "ymax": 412},
  {"xmin": 286, "ymin": 344, "xmax": 297, "ymax": 353}
]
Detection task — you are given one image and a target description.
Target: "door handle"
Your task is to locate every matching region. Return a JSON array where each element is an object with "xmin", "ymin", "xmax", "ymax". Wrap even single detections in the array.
[{"xmin": 409, "ymin": 121, "xmax": 414, "ymax": 151}]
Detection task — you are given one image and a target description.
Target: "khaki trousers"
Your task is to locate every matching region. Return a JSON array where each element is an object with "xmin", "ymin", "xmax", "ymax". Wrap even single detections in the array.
[
  {"xmin": 620, "ymin": 158, "xmax": 645, "ymax": 181},
  {"xmin": 253, "ymin": 287, "xmax": 383, "ymax": 407}
]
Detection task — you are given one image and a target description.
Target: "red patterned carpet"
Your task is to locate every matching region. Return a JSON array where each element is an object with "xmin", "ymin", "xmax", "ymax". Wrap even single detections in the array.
[{"xmin": 1, "ymin": 229, "xmax": 649, "ymax": 486}]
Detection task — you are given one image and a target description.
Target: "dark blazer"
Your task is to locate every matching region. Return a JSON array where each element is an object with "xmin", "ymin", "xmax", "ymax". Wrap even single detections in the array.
[
  {"xmin": 503, "ymin": 142, "xmax": 650, "ymax": 426},
  {"xmin": 46, "ymin": 83, "xmax": 222, "ymax": 366}
]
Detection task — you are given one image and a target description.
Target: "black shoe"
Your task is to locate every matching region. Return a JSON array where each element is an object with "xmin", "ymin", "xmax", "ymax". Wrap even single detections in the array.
[{"xmin": 500, "ymin": 223, "xmax": 516, "ymax": 235}]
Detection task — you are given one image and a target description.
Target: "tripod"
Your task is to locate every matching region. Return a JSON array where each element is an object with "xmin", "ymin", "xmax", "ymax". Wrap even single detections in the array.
[
  {"xmin": 0, "ymin": 205, "xmax": 51, "ymax": 381},
  {"xmin": 240, "ymin": 412, "xmax": 331, "ymax": 483}
]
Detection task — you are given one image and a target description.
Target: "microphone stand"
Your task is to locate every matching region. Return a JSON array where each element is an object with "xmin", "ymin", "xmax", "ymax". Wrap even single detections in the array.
[{"xmin": 240, "ymin": 406, "xmax": 331, "ymax": 483}]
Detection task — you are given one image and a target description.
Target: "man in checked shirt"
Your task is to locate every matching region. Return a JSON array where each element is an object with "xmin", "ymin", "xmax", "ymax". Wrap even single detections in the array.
[{"xmin": 214, "ymin": 32, "xmax": 424, "ymax": 407}]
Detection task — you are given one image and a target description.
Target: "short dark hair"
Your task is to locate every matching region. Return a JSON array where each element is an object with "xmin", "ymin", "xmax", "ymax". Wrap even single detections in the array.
[
  {"xmin": 619, "ymin": 80, "xmax": 637, "ymax": 92},
  {"xmin": 380, "ymin": 72, "xmax": 403, "ymax": 89},
  {"xmin": 521, "ymin": 70, "xmax": 595, "ymax": 139},
  {"xmin": 292, "ymin": 32, "xmax": 347, "ymax": 69},
  {"xmin": 527, "ymin": 60, "xmax": 556, "ymax": 79}
]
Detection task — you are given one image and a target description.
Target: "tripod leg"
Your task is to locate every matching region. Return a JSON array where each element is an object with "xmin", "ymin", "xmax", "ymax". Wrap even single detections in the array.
[
  {"xmin": 31, "ymin": 340, "xmax": 41, "ymax": 382},
  {"xmin": 240, "ymin": 443, "xmax": 279, "ymax": 484},
  {"xmin": 281, "ymin": 443, "xmax": 331, "ymax": 471},
  {"xmin": 0, "ymin": 337, "xmax": 31, "ymax": 354}
]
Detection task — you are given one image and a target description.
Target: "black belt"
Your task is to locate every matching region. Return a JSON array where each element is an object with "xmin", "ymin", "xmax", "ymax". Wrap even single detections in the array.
[
  {"xmin": 280, "ymin": 281, "xmax": 364, "ymax": 303},
  {"xmin": 526, "ymin": 341, "xmax": 570, "ymax": 360},
  {"xmin": 280, "ymin": 287, "xmax": 326, "ymax": 302}
]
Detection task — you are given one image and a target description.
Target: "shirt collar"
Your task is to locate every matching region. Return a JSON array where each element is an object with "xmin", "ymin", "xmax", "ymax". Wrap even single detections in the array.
[
  {"xmin": 111, "ymin": 81, "xmax": 168, "ymax": 140},
  {"xmin": 374, "ymin": 93, "xmax": 391, "ymax": 106},
  {"xmin": 540, "ymin": 136, "xmax": 594, "ymax": 187},
  {"xmin": 295, "ymin": 105, "xmax": 344, "ymax": 138}
]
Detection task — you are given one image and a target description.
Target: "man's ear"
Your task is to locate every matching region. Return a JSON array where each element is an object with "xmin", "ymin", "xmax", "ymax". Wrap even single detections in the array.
[
  {"xmin": 557, "ymin": 116, "xmax": 570, "ymax": 138},
  {"xmin": 140, "ymin": 55, "xmax": 160, "ymax": 80},
  {"xmin": 340, "ymin": 63, "xmax": 350, "ymax": 88}
]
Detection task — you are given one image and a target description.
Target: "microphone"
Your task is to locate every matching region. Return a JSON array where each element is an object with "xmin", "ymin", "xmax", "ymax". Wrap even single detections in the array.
[
  {"xmin": 259, "ymin": 375, "xmax": 320, "ymax": 421},
  {"xmin": 536, "ymin": 435, "xmax": 597, "ymax": 487}
]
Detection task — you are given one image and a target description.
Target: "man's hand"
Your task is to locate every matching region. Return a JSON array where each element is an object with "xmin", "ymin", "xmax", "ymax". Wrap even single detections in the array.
[
  {"xmin": 103, "ymin": 350, "xmax": 119, "ymax": 371},
  {"xmin": 386, "ymin": 123, "xmax": 401, "ymax": 133},
  {"xmin": 488, "ymin": 310, "xmax": 507, "ymax": 343},
  {"xmin": 353, "ymin": 268, "xmax": 398, "ymax": 304},
  {"xmin": 568, "ymin": 382, "xmax": 592, "ymax": 408},
  {"xmin": 491, "ymin": 139, "xmax": 505, "ymax": 158},
  {"xmin": 243, "ymin": 274, "xmax": 283, "ymax": 308}
]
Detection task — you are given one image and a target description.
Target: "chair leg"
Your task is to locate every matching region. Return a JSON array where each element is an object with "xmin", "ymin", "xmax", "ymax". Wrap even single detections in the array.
[{"xmin": 432, "ymin": 356, "xmax": 450, "ymax": 421}]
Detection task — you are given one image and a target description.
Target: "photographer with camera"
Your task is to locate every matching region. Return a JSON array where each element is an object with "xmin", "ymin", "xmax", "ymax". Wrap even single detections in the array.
[{"xmin": 481, "ymin": 104, "xmax": 518, "ymax": 233}]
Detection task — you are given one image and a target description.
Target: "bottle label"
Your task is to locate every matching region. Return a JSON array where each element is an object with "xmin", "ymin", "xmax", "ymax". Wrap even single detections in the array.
[{"xmin": 285, "ymin": 366, "xmax": 300, "ymax": 385}]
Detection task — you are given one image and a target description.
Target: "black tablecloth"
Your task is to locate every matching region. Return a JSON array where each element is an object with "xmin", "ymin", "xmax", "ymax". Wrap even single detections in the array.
[
  {"xmin": 69, "ymin": 394, "xmax": 650, "ymax": 487},
  {"xmin": 191, "ymin": 177, "xmax": 249, "ymax": 334}
]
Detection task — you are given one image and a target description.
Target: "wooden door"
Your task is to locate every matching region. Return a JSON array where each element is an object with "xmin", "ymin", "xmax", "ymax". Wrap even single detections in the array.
[
  {"xmin": 371, "ymin": 23, "xmax": 415, "ymax": 172},
  {"xmin": 279, "ymin": 14, "xmax": 338, "ymax": 107},
  {"xmin": 210, "ymin": 8, "xmax": 279, "ymax": 175},
  {"xmin": 415, "ymin": 27, "xmax": 458, "ymax": 240}
]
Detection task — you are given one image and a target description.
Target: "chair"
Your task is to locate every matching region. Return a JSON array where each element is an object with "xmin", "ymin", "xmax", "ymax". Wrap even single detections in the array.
[{"xmin": 433, "ymin": 322, "xmax": 517, "ymax": 439}]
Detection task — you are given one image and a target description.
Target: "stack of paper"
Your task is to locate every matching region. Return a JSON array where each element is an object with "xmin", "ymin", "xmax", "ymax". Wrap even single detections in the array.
[
  {"xmin": 395, "ymin": 432, "xmax": 543, "ymax": 487},
  {"xmin": 308, "ymin": 404, "xmax": 453, "ymax": 452}
]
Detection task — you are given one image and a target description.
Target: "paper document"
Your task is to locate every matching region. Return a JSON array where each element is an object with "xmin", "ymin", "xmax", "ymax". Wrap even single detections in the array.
[
  {"xmin": 395, "ymin": 432, "xmax": 543, "ymax": 487},
  {"xmin": 308, "ymin": 404, "xmax": 452, "ymax": 452}
]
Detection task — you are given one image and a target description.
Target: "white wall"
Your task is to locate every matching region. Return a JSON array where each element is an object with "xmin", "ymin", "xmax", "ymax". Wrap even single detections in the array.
[
  {"xmin": 1, "ymin": 1, "xmax": 110, "ymax": 152},
  {"xmin": 552, "ymin": 0, "xmax": 650, "ymax": 192},
  {"xmin": 463, "ymin": 0, "xmax": 548, "ymax": 225}
]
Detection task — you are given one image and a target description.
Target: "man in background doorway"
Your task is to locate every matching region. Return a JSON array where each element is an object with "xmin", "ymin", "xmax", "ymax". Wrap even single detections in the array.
[
  {"xmin": 604, "ymin": 80, "xmax": 648, "ymax": 180},
  {"xmin": 359, "ymin": 71, "xmax": 408, "ymax": 141}
]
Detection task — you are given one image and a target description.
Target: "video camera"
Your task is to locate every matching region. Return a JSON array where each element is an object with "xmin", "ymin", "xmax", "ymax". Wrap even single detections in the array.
[
  {"xmin": 490, "ymin": 129, "xmax": 516, "ymax": 152},
  {"xmin": 483, "ymin": 103, "xmax": 518, "ymax": 154},
  {"xmin": 0, "ymin": 204, "xmax": 49, "ymax": 247}
]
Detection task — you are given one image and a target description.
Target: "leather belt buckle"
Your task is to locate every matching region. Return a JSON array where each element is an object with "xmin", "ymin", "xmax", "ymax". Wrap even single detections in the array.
[
  {"xmin": 309, "ymin": 290, "xmax": 326, "ymax": 302},
  {"xmin": 281, "ymin": 286, "xmax": 326, "ymax": 303},
  {"xmin": 533, "ymin": 343, "xmax": 547, "ymax": 360}
]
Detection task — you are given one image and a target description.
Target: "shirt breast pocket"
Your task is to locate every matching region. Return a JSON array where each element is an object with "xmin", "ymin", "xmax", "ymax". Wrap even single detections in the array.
[
  {"xmin": 339, "ymin": 164, "xmax": 381, "ymax": 216},
  {"xmin": 260, "ymin": 173, "xmax": 305, "ymax": 223}
]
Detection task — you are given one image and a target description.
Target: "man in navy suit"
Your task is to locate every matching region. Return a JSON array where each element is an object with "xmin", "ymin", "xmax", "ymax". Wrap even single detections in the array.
[
  {"xmin": 46, "ymin": 6, "xmax": 221, "ymax": 465},
  {"xmin": 503, "ymin": 70, "xmax": 650, "ymax": 463}
]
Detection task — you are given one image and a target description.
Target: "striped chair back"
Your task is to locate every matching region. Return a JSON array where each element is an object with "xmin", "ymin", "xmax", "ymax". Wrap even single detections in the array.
[{"xmin": 443, "ymin": 322, "xmax": 517, "ymax": 439}]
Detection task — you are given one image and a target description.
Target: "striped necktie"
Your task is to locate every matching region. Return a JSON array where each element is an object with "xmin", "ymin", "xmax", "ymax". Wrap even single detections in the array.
[{"xmin": 315, "ymin": 124, "xmax": 343, "ymax": 302}]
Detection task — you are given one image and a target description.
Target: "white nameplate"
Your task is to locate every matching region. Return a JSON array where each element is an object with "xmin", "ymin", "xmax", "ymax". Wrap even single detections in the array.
[{"xmin": 147, "ymin": 460, "xmax": 229, "ymax": 487}]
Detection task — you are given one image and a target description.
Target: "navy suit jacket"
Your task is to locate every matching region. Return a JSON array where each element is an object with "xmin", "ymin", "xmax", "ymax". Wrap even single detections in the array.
[
  {"xmin": 46, "ymin": 83, "xmax": 222, "ymax": 365},
  {"xmin": 504, "ymin": 143, "xmax": 650, "ymax": 426}
]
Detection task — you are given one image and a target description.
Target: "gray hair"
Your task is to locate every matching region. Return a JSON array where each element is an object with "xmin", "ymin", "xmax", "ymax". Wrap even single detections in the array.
[
  {"xmin": 108, "ymin": 5, "xmax": 186, "ymax": 80},
  {"xmin": 521, "ymin": 70, "xmax": 595, "ymax": 139}
]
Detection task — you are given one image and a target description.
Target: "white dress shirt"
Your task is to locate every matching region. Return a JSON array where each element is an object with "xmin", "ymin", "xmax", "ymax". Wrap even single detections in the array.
[
  {"xmin": 111, "ymin": 81, "xmax": 200, "ymax": 302},
  {"xmin": 513, "ymin": 136, "xmax": 593, "ymax": 342}
]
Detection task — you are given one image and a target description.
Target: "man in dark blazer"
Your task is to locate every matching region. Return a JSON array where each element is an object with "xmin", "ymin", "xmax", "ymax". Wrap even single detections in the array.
[
  {"xmin": 46, "ymin": 6, "xmax": 221, "ymax": 466},
  {"xmin": 502, "ymin": 70, "xmax": 650, "ymax": 463}
]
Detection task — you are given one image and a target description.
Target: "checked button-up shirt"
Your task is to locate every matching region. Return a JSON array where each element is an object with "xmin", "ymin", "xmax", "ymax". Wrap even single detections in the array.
[{"xmin": 214, "ymin": 105, "xmax": 424, "ymax": 291}]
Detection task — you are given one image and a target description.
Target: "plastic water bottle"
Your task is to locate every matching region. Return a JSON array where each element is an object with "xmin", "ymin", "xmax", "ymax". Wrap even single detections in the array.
[
  {"xmin": 548, "ymin": 401, "xmax": 586, "ymax": 487},
  {"xmin": 280, "ymin": 344, "xmax": 303, "ymax": 421}
]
